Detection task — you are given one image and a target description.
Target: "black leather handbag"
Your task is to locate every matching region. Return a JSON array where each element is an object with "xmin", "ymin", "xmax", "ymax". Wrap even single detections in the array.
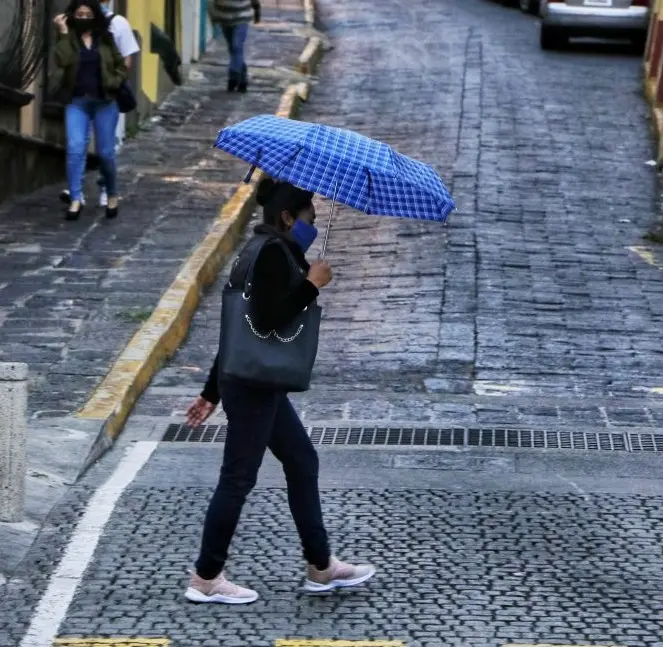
[{"xmin": 217, "ymin": 235, "xmax": 321, "ymax": 392}]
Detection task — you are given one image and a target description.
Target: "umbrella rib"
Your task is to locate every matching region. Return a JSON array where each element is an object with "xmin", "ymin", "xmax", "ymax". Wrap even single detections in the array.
[{"xmin": 276, "ymin": 144, "xmax": 303, "ymax": 179}]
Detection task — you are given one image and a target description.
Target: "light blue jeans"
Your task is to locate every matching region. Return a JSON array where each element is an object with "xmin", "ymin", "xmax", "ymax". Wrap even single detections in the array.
[
  {"xmin": 65, "ymin": 97, "xmax": 119, "ymax": 202},
  {"xmin": 222, "ymin": 23, "xmax": 249, "ymax": 81}
]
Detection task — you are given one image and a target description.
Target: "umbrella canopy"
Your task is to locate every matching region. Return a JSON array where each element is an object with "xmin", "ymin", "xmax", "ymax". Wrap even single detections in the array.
[{"xmin": 214, "ymin": 115, "xmax": 455, "ymax": 223}]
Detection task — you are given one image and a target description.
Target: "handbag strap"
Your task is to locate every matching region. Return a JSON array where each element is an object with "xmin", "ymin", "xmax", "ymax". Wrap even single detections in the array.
[{"xmin": 228, "ymin": 234, "xmax": 302, "ymax": 296}]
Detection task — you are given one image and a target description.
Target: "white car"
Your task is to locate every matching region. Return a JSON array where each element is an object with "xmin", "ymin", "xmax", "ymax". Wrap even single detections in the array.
[{"xmin": 539, "ymin": 0, "xmax": 650, "ymax": 50}]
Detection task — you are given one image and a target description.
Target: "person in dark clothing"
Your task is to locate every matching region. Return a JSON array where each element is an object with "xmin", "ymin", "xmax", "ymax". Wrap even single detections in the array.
[
  {"xmin": 185, "ymin": 178, "xmax": 376, "ymax": 605},
  {"xmin": 53, "ymin": 0, "xmax": 127, "ymax": 221},
  {"xmin": 207, "ymin": 0, "xmax": 261, "ymax": 92}
]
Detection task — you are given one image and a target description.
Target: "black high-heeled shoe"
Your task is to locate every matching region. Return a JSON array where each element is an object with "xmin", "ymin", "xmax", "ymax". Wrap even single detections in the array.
[
  {"xmin": 65, "ymin": 203, "xmax": 83, "ymax": 221},
  {"xmin": 106, "ymin": 204, "xmax": 119, "ymax": 219}
]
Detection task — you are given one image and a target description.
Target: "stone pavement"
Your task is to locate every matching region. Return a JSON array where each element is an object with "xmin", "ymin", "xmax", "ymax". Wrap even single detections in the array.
[
  {"xmin": 5, "ymin": 441, "xmax": 663, "ymax": 647},
  {"xmin": 5, "ymin": 0, "xmax": 663, "ymax": 645},
  {"xmin": 0, "ymin": 1, "xmax": 310, "ymax": 577}
]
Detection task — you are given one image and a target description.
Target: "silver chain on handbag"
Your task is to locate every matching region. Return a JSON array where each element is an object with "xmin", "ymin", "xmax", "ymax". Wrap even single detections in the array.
[
  {"xmin": 244, "ymin": 312, "xmax": 304, "ymax": 343},
  {"xmin": 232, "ymin": 238, "xmax": 308, "ymax": 344}
]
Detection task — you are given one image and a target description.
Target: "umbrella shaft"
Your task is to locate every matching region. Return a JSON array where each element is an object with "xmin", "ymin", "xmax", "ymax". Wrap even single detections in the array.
[
  {"xmin": 320, "ymin": 215, "xmax": 331, "ymax": 259},
  {"xmin": 320, "ymin": 185, "xmax": 337, "ymax": 260},
  {"xmin": 320, "ymin": 202, "xmax": 335, "ymax": 259}
]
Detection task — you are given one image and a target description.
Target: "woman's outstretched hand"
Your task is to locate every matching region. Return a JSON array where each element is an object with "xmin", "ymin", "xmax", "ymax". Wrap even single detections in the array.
[{"xmin": 186, "ymin": 396, "xmax": 217, "ymax": 428}]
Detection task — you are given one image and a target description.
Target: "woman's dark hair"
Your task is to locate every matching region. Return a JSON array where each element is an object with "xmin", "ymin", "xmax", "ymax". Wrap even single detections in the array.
[
  {"xmin": 256, "ymin": 177, "xmax": 314, "ymax": 230},
  {"xmin": 65, "ymin": 0, "xmax": 110, "ymax": 33}
]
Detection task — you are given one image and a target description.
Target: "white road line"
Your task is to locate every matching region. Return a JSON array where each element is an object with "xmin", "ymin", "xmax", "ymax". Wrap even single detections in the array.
[
  {"xmin": 19, "ymin": 441, "xmax": 158, "ymax": 647},
  {"xmin": 557, "ymin": 474, "xmax": 591, "ymax": 503}
]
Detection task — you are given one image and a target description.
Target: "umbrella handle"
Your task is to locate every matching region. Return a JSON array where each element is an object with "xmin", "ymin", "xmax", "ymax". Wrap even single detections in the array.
[{"xmin": 319, "ymin": 182, "xmax": 338, "ymax": 260}]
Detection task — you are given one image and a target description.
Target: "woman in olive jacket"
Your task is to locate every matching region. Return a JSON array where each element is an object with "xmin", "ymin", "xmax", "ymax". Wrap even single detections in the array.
[{"xmin": 53, "ymin": 0, "xmax": 127, "ymax": 221}]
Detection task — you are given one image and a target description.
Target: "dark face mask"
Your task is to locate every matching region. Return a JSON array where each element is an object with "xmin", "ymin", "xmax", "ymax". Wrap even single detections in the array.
[{"xmin": 73, "ymin": 17, "xmax": 95, "ymax": 34}]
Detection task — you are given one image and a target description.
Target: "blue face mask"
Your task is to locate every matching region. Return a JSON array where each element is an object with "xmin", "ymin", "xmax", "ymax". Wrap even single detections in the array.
[
  {"xmin": 291, "ymin": 219, "xmax": 318, "ymax": 252},
  {"xmin": 100, "ymin": 2, "xmax": 112, "ymax": 15}
]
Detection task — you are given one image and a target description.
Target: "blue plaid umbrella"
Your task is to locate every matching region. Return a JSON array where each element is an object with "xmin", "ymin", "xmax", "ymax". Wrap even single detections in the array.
[{"xmin": 214, "ymin": 115, "xmax": 455, "ymax": 223}]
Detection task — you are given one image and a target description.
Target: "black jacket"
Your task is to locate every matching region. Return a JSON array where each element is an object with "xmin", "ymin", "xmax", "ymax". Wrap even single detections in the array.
[{"xmin": 201, "ymin": 224, "xmax": 319, "ymax": 404}]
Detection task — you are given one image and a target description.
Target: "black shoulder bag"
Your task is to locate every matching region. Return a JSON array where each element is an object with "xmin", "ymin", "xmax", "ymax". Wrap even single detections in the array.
[
  {"xmin": 217, "ymin": 235, "xmax": 322, "ymax": 392},
  {"xmin": 116, "ymin": 81, "xmax": 137, "ymax": 114}
]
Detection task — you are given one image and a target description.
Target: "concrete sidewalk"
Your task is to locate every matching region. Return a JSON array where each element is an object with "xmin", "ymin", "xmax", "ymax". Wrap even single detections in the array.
[{"xmin": 0, "ymin": 1, "xmax": 314, "ymax": 580}]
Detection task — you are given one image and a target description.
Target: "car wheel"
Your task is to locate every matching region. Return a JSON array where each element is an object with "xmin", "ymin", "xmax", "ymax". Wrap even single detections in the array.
[{"xmin": 541, "ymin": 25, "xmax": 566, "ymax": 50}]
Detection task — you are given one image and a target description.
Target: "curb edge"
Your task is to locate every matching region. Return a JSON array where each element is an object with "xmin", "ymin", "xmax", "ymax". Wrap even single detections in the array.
[{"xmin": 75, "ymin": 2, "xmax": 320, "ymax": 477}]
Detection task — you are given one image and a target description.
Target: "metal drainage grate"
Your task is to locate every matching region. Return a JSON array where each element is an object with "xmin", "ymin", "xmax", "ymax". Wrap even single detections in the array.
[
  {"xmin": 628, "ymin": 432, "xmax": 663, "ymax": 452},
  {"xmin": 162, "ymin": 424, "xmax": 638, "ymax": 451}
]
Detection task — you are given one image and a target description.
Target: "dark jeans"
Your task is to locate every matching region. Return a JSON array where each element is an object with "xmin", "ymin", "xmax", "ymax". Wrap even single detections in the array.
[
  {"xmin": 195, "ymin": 381, "xmax": 330, "ymax": 580},
  {"xmin": 221, "ymin": 23, "xmax": 249, "ymax": 82}
]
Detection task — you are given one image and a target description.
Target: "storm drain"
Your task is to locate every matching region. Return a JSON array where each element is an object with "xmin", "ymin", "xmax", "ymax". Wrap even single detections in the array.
[{"xmin": 159, "ymin": 424, "xmax": 663, "ymax": 452}]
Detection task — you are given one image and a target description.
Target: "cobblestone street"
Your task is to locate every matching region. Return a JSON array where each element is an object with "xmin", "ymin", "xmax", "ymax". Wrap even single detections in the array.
[
  {"xmin": 4, "ymin": 0, "xmax": 663, "ymax": 645},
  {"xmin": 136, "ymin": 0, "xmax": 663, "ymax": 430}
]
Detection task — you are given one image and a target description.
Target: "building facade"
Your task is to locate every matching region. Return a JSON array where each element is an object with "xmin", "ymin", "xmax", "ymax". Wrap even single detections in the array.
[{"xmin": 0, "ymin": 0, "xmax": 216, "ymax": 203}]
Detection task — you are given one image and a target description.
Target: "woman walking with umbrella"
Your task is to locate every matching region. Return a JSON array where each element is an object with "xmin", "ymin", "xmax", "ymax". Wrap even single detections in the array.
[
  {"xmin": 185, "ymin": 114, "xmax": 454, "ymax": 604},
  {"xmin": 185, "ymin": 177, "xmax": 376, "ymax": 604}
]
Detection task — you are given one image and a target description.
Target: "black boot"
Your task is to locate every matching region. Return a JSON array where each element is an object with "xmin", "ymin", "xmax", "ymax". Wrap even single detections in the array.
[
  {"xmin": 238, "ymin": 65, "xmax": 248, "ymax": 93},
  {"xmin": 227, "ymin": 69, "xmax": 239, "ymax": 93}
]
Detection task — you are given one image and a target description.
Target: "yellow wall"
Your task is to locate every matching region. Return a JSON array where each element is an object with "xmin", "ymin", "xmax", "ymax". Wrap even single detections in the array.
[{"xmin": 127, "ymin": 0, "xmax": 167, "ymax": 104}]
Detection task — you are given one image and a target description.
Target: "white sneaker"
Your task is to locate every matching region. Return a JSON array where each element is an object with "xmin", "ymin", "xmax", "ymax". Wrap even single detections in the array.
[
  {"xmin": 304, "ymin": 556, "xmax": 376, "ymax": 593},
  {"xmin": 185, "ymin": 571, "xmax": 259, "ymax": 605},
  {"xmin": 98, "ymin": 188, "xmax": 108, "ymax": 208}
]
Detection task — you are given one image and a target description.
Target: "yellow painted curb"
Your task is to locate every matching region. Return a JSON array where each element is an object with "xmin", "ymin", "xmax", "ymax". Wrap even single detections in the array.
[
  {"xmin": 655, "ymin": 107, "xmax": 663, "ymax": 160},
  {"xmin": 75, "ymin": 0, "xmax": 321, "ymax": 471},
  {"xmin": 644, "ymin": 76, "xmax": 663, "ymax": 163},
  {"xmin": 645, "ymin": 73, "xmax": 655, "ymax": 104},
  {"xmin": 297, "ymin": 37, "xmax": 324, "ymax": 75},
  {"xmin": 303, "ymin": 0, "xmax": 315, "ymax": 26}
]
